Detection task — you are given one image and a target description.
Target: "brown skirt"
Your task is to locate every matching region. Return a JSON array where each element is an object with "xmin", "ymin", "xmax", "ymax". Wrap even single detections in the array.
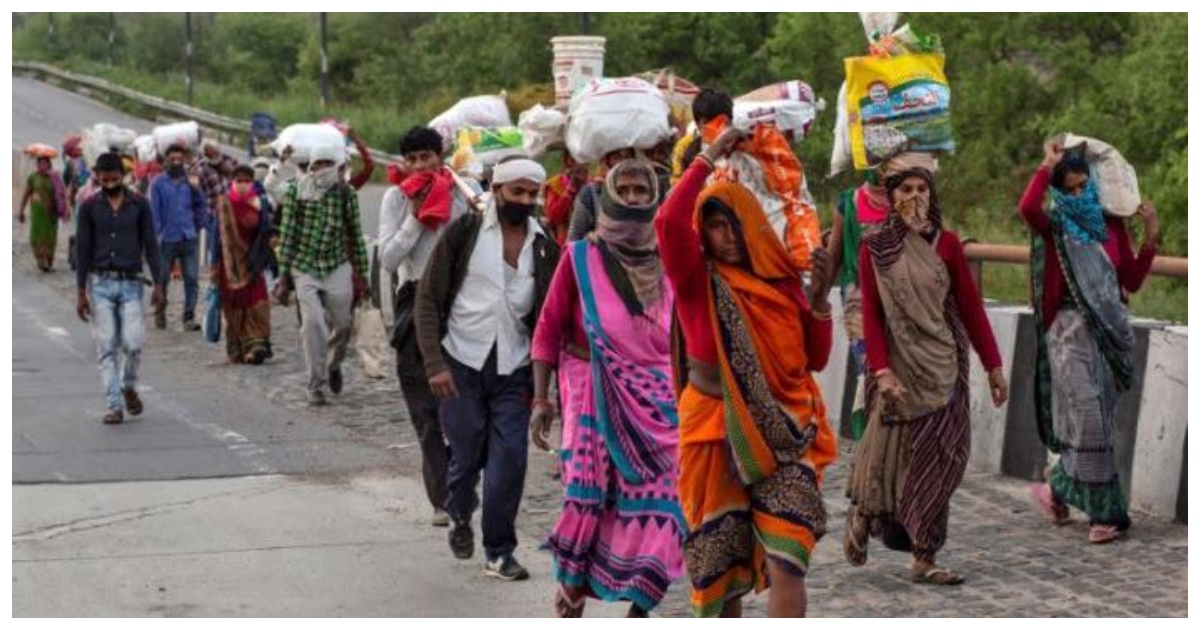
[{"xmin": 223, "ymin": 300, "xmax": 271, "ymax": 363}]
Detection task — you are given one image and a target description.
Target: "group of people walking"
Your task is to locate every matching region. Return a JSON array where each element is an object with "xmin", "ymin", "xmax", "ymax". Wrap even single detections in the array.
[{"xmin": 29, "ymin": 81, "xmax": 1159, "ymax": 616}]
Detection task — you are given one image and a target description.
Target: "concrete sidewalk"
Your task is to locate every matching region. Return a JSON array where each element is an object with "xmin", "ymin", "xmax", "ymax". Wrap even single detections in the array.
[{"xmin": 12, "ymin": 472, "xmax": 627, "ymax": 617}]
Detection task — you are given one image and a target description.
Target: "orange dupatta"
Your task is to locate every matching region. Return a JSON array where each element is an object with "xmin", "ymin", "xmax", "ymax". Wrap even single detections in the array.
[{"xmin": 696, "ymin": 182, "xmax": 836, "ymax": 485}]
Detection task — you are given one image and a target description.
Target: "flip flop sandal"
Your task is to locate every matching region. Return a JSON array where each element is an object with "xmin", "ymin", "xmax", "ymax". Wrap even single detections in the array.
[
  {"xmin": 1088, "ymin": 525, "xmax": 1125, "ymax": 544},
  {"xmin": 843, "ymin": 511, "xmax": 869, "ymax": 566},
  {"xmin": 1030, "ymin": 483, "xmax": 1071, "ymax": 525},
  {"xmin": 555, "ymin": 586, "xmax": 585, "ymax": 618},
  {"xmin": 912, "ymin": 565, "xmax": 965, "ymax": 586}
]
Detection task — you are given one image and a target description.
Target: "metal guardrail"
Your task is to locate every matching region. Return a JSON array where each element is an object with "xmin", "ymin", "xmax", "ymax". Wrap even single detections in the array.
[{"xmin": 963, "ymin": 241, "xmax": 1187, "ymax": 288}]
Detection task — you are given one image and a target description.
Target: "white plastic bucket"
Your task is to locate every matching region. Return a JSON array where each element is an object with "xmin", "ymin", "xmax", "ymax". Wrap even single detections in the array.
[{"xmin": 551, "ymin": 36, "xmax": 606, "ymax": 109}]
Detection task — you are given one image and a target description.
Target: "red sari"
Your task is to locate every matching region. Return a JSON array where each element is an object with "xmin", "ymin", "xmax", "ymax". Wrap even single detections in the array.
[{"xmin": 217, "ymin": 186, "xmax": 271, "ymax": 363}]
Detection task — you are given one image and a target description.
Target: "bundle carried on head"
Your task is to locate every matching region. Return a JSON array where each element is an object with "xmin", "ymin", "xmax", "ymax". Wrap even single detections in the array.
[
  {"xmin": 517, "ymin": 104, "xmax": 567, "ymax": 158},
  {"xmin": 271, "ymin": 123, "xmax": 347, "ymax": 166},
  {"xmin": 565, "ymin": 77, "xmax": 672, "ymax": 165},
  {"xmin": 830, "ymin": 13, "xmax": 951, "ymax": 177},
  {"xmin": 1057, "ymin": 133, "xmax": 1141, "ymax": 218},
  {"xmin": 152, "ymin": 121, "xmax": 200, "ymax": 156},
  {"xmin": 84, "ymin": 123, "xmax": 138, "ymax": 167},
  {"xmin": 429, "ymin": 94, "xmax": 512, "ymax": 154}
]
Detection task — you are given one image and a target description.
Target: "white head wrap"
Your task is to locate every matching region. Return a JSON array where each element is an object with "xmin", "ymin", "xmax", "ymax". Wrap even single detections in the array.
[
  {"xmin": 308, "ymin": 142, "xmax": 347, "ymax": 167},
  {"xmin": 491, "ymin": 158, "xmax": 546, "ymax": 186}
]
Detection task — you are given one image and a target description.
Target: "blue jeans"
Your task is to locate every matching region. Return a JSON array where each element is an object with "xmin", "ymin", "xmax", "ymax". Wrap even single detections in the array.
[
  {"xmin": 158, "ymin": 238, "xmax": 199, "ymax": 321},
  {"xmin": 89, "ymin": 276, "xmax": 146, "ymax": 411},
  {"xmin": 441, "ymin": 347, "xmax": 533, "ymax": 562}
]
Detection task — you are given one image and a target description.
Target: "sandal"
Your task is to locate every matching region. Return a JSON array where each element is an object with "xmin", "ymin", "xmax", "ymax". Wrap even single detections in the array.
[
  {"xmin": 912, "ymin": 564, "xmax": 965, "ymax": 586},
  {"xmin": 1030, "ymin": 483, "xmax": 1071, "ymax": 525},
  {"xmin": 1088, "ymin": 524, "xmax": 1125, "ymax": 544},
  {"xmin": 554, "ymin": 586, "xmax": 585, "ymax": 618},
  {"xmin": 843, "ymin": 510, "xmax": 869, "ymax": 566}
]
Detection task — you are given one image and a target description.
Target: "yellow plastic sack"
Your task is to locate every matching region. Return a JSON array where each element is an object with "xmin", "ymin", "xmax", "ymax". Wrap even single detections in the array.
[{"xmin": 846, "ymin": 53, "xmax": 952, "ymax": 170}]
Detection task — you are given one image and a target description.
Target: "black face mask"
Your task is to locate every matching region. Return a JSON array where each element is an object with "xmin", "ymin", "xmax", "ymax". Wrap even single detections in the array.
[
  {"xmin": 167, "ymin": 163, "xmax": 186, "ymax": 178},
  {"xmin": 103, "ymin": 184, "xmax": 123, "ymax": 199},
  {"xmin": 498, "ymin": 201, "xmax": 534, "ymax": 226}
]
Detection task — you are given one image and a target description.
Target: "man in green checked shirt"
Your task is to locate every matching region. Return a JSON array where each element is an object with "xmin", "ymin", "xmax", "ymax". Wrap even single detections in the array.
[{"xmin": 273, "ymin": 145, "xmax": 372, "ymax": 406}]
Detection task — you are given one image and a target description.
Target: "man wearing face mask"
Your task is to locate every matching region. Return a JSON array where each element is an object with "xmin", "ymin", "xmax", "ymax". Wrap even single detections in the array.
[
  {"xmin": 75, "ymin": 152, "xmax": 165, "ymax": 424},
  {"xmin": 414, "ymin": 156, "xmax": 560, "ymax": 581},
  {"xmin": 273, "ymin": 144, "xmax": 371, "ymax": 407},
  {"xmin": 150, "ymin": 144, "xmax": 207, "ymax": 331},
  {"xmin": 251, "ymin": 157, "xmax": 271, "ymax": 185}
]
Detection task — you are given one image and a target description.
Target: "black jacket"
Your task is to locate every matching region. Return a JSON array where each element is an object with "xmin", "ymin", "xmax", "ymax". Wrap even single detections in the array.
[{"xmin": 414, "ymin": 211, "xmax": 560, "ymax": 376}]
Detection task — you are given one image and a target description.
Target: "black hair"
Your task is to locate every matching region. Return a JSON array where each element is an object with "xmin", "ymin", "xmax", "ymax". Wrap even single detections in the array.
[
  {"xmin": 232, "ymin": 164, "xmax": 256, "ymax": 180},
  {"xmin": 399, "ymin": 125, "xmax": 444, "ymax": 156},
  {"xmin": 1050, "ymin": 151, "xmax": 1090, "ymax": 191},
  {"xmin": 165, "ymin": 144, "xmax": 188, "ymax": 157},
  {"xmin": 94, "ymin": 151, "xmax": 125, "ymax": 174},
  {"xmin": 692, "ymin": 88, "xmax": 734, "ymax": 124}
]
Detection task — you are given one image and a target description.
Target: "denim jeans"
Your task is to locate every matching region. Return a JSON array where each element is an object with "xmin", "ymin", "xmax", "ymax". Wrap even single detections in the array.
[
  {"xmin": 158, "ymin": 238, "xmax": 199, "ymax": 321},
  {"xmin": 440, "ymin": 347, "xmax": 533, "ymax": 562},
  {"xmin": 89, "ymin": 276, "xmax": 146, "ymax": 411}
]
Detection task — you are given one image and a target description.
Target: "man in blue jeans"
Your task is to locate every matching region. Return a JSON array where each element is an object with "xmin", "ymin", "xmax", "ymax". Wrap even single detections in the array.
[
  {"xmin": 76, "ymin": 152, "xmax": 165, "ymax": 424},
  {"xmin": 150, "ymin": 144, "xmax": 206, "ymax": 331}
]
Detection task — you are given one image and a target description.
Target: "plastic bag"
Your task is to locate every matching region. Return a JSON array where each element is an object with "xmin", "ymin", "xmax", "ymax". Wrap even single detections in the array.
[
  {"xmin": 23, "ymin": 143, "xmax": 57, "ymax": 159},
  {"xmin": 636, "ymin": 68, "xmax": 702, "ymax": 137},
  {"xmin": 429, "ymin": 94, "xmax": 512, "ymax": 152},
  {"xmin": 829, "ymin": 81, "xmax": 854, "ymax": 177},
  {"xmin": 152, "ymin": 121, "xmax": 200, "ymax": 155},
  {"xmin": 566, "ymin": 77, "xmax": 671, "ymax": 165},
  {"xmin": 134, "ymin": 135, "xmax": 157, "ymax": 163},
  {"xmin": 734, "ymin": 79, "xmax": 822, "ymax": 139},
  {"xmin": 733, "ymin": 100, "xmax": 820, "ymax": 139},
  {"xmin": 517, "ymin": 104, "xmax": 567, "ymax": 157},
  {"xmin": 708, "ymin": 118, "xmax": 821, "ymax": 271},
  {"xmin": 845, "ymin": 53, "xmax": 953, "ymax": 170},
  {"xmin": 353, "ymin": 304, "xmax": 389, "ymax": 379},
  {"xmin": 451, "ymin": 126, "xmax": 526, "ymax": 173},
  {"xmin": 1061, "ymin": 133, "xmax": 1141, "ymax": 218},
  {"xmin": 860, "ymin": 12, "xmax": 900, "ymax": 41},
  {"xmin": 84, "ymin": 123, "xmax": 138, "ymax": 166},
  {"xmin": 204, "ymin": 286, "xmax": 221, "ymax": 344},
  {"xmin": 271, "ymin": 123, "xmax": 347, "ymax": 166},
  {"xmin": 739, "ymin": 79, "xmax": 819, "ymax": 105}
]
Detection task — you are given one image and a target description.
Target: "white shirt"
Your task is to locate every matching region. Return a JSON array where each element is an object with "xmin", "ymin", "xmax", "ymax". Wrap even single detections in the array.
[
  {"xmin": 442, "ymin": 203, "xmax": 541, "ymax": 376},
  {"xmin": 377, "ymin": 185, "xmax": 468, "ymax": 287}
]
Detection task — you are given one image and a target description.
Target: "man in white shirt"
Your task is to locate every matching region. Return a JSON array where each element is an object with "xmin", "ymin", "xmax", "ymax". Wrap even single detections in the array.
[
  {"xmin": 378, "ymin": 126, "xmax": 470, "ymax": 528},
  {"xmin": 414, "ymin": 157, "xmax": 560, "ymax": 582}
]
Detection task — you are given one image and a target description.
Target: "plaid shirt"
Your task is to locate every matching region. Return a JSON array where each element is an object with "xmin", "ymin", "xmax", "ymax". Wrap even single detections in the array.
[
  {"xmin": 277, "ymin": 181, "xmax": 369, "ymax": 280},
  {"xmin": 188, "ymin": 160, "xmax": 223, "ymax": 216}
]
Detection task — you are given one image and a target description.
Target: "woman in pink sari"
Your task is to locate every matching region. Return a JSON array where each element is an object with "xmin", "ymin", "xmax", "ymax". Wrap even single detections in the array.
[{"xmin": 531, "ymin": 159, "xmax": 684, "ymax": 617}]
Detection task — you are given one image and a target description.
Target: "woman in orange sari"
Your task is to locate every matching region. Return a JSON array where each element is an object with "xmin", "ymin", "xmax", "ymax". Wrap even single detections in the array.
[
  {"xmin": 212, "ymin": 165, "xmax": 273, "ymax": 364},
  {"xmin": 655, "ymin": 128, "xmax": 836, "ymax": 617}
]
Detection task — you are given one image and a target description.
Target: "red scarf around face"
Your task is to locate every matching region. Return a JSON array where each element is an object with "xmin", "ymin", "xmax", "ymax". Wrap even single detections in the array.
[
  {"xmin": 398, "ymin": 166, "xmax": 454, "ymax": 230},
  {"xmin": 386, "ymin": 163, "xmax": 408, "ymax": 186}
]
